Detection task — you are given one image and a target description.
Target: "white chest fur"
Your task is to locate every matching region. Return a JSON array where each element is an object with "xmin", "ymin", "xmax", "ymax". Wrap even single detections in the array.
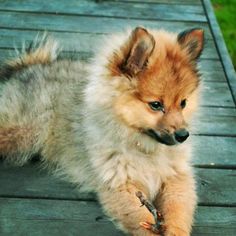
[{"xmin": 90, "ymin": 144, "xmax": 188, "ymax": 201}]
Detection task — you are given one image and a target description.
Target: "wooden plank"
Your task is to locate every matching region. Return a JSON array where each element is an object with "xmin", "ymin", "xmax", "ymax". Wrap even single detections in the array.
[
  {"xmin": 193, "ymin": 206, "xmax": 236, "ymax": 236},
  {"xmin": 0, "ymin": 28, "xmax": 219, "ymax": 60},
  {"xmin": 0, "ymin": 49, "xmax": 226, "ymax": 82},
  {"xmin": 203, "ymin": 0, "xmax": 236, "ymax": 105},
  {"xmin": 0, "ymin": 1, "xmax": 234, "ymax": 236},
  {"xmin": 114, "ymin": 0, "xmax": 201, "ymax": 5},
  {"xmin": 0, "ymin": 162, "xmax": 235, "ymax": 205},
  {"xmin": 201, "ymin": 70, "xmax": 227, "ymax": 83},
  {"xmin": 0, "ymin": 198, "xmax": 124, "ymax": 236},
  {"xmin": 0, "ymin": 34, "xmax": 234, "ymax": 105},
  {"xmin": 200, "ymin": 59, "xmax": 224, "ymax": 72},
  {"xmin": 0, "ymin": 49, "xmax": 227, "ymax": 83},
  {"xmin": 196, "ymin": 168, "xmax": 236, "ymax": 205},
  {"xmin": 200, "ymin": 82, "xmax": 234, "ymax": 107},
  {"xmin": 0, "ymin": 48, "xmax": 234, "ymax": 110},
  {"xmin": 0, "ymin": 161, "xmax": 93, "ymax": 200},
  {"xmin": 200, "ymin": 60, "xmax": 227, "ymax": 82},
  {"xmin": 0, "ymin": 38, "xmax": 219, "ymax": 61},
  {"xmin": 0, "ymin": 11, "xmax": 212, "ymax": 37},
  {"xmin": 0, "ymin": 49, "xmax": 91, "ymax": 65},
  {"xmin": 0, "ymin": 33, "xmax": 233, "ymax": 106},
  {"xmin": 0, "ymin": 198, "xmax": 235, "ymax": 236},
  {"xmin": 0, "ymin": 47, "xmax": 234, "ymax": 110},
  {"xmin": 0, "ymin": 0, "xmax": 206, "ymax": 22},
  {"xmin": 195, "ymin": 107, "xmax": 236, "ymax": 135},
  {"xmin": 192, "ymin": 136, "xmax": 236, "ymax": 167}
]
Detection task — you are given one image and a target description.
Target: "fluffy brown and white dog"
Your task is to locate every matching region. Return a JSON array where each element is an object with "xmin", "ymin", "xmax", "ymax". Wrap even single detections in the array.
[{"xmin": 0, "ymin": 27, "xmax": 204, "ymax": 236}]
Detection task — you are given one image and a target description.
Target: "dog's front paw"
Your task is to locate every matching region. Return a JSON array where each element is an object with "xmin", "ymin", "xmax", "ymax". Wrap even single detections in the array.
[{"xmin": 165, "ymin": 226, "xmax": 189, "ymax": 236}]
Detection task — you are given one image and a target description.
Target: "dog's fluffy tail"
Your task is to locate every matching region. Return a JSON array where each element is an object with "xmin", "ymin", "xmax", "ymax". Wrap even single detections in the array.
[{"xmin": 0, "ymin": 34, "xmax": 60, "ymax": 79}]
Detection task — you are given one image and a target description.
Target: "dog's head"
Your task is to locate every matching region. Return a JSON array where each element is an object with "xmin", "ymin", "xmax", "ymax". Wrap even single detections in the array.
[{"xmin": 105, "ymin": 27, "xmax": 204, "ymax": 146}]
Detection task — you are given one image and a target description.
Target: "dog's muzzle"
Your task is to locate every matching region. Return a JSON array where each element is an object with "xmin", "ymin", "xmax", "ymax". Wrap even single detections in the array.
[{"xmin": 144, "ymin": 128, "xmax": 189, "ymax": 146}]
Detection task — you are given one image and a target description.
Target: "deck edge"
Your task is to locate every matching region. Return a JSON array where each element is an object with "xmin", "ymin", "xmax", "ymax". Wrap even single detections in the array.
[{"xmin": 202, "ymin": 0, "xmax": 236, "ymax": 106}]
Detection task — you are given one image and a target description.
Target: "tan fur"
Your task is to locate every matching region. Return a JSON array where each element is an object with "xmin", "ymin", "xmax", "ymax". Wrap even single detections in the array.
[
  {"xmin": 9, "ymin": 48, "xmax": 54, "ymax": 68},
  {"xmin": 158, "ymin": 172, "xmax": 197, "ymax": 236},
  {"xmin": 0, "ymin": 27, "xmax": 204, "ymax": 235},
  {"xmin": 99, "ymin": 183, "xmax": 157, "ymax": 235},
  {"xmin": 0, "ymin": 35, "xmax": 59, "ymax": 79},
  {"xmin": 0, "ymin": 126, "xmax": 34, "ymax": 155}
]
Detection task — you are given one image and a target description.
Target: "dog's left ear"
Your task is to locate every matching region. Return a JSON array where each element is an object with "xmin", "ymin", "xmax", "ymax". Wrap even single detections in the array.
[
  {"xmin": 121, "ymin": 27, "xmax": 155, "ymax": 76},
  {"xmin": 177, "ymin": 28, "xmax": 204, "ymax": 60}
]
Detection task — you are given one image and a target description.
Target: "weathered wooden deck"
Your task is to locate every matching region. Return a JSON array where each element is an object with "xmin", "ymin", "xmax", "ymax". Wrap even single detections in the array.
[{"xmin": 0, "ymin": 0, "xmax": 235, "ymax": 235}]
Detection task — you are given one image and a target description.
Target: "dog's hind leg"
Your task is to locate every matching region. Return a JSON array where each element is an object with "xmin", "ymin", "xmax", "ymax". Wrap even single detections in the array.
[
  {"xmin": 0, "ymin": 125, "xmax": 42, "ymax": 164},
  {"xmin": 0, "ymin": 34, "xmax": 59, "ymax": 165}
]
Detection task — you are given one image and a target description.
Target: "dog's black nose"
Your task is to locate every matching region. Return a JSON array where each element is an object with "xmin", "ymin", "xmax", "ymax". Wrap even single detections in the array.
[{"xmin": 174, "ymin": 129, "xmax": 189, "ymax": 143}]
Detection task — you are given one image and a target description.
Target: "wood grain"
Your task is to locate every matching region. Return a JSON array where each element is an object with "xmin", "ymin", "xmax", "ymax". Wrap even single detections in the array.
[
  {"xmin": 0, "ymin": 0, "xmax": 235, "ymax": 235},
  {"xmin": 192, "ymin": 136, "xmax": 236, "ymax": 166},
  {"xmin": 0, "ymin": 162, "xmax": 235, "ymax": 205},
  {"xmin": 0, "ymin": 0, "xmax": 206, "ymax": 22},
  {"xmin": 203, "ymin": 0, "xmax": 236, "ymax": 105},
  {"xmin": 0, "ymin": 51, "xmax": 225, "ymax": 81},
  {"xmin": 0, "ymin": 197, "xmax": 235, "ymax": 236},
  {"xmin": 0, "ymin": 11, "xmax": 210, "ymax": 36},
  {"xmin": 115, "ymin": 0, "xmax": 201, "ymax": 5},
  {"xmin": 0, "ymin": 28, "xmax": 218, "ymax": 60},
  {"xmin": 195, "ymin": 107, "xmax": 236, "ymax": 135}
]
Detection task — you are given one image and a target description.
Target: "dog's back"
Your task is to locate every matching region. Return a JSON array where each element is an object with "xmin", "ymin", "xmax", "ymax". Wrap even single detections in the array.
[{"xmin": 0, "ymin": 36, "xmax": 87, "ymax": 165}]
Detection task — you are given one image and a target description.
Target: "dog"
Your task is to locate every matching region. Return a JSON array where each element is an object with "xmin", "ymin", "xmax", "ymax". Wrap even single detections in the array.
[{"xmin": 0, "ymin": 27, "xmax": 204, "ymax": 236}]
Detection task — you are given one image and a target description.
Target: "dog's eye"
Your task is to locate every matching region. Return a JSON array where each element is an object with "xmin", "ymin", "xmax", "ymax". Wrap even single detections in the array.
[
  {"xmin": 148, "ymin": 101, "xmax": 164, "ymax": 112},
  {"xmin": 181, "ymin": 99, "xmax": 187, "ymax": 109}
]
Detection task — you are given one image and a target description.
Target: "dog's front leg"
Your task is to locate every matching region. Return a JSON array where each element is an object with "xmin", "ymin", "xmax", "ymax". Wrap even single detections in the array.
[
  {"xmin": 98, "ymin": 183, "xmax": 159, "ymax": 236},
  {"xmin": 157, "ymin": 171, "xmax": 197, "ymax": 236}
]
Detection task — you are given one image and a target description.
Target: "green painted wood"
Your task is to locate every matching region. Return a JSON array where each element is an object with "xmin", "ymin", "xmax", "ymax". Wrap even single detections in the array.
[
  {"xmin": 0, "ymin": 49, "xmax": 235, "ymax": 108},
  {"xmin": 0, "ymin": 11, "xmax": 212, "ymax": 37},
  {"xmin": 0, "ymin": 0, "xmax": 206, "ymax": 22},
  {"xmin": 1, "ymin": 56, "xmax": 229, "ymax": 104},
  {"xmin": 0, "ymin": 161, "xmax": 94, "ymax": 200},
  {"xmin": 0, "ymin": 1, "xmax": 234, "ymax": 236},
  {"xmin": 195, "ymin": 107, "xmax": 236, "ymax": 135},
  {"xmin": 0, "ymin": 33, "xmax": 233, "ymax": 106},
  {"xmin": 115, "ymin": 0, "xmax": 201, "ymax": 5},
  {"xmin": 203, "ymin": 0, "xmax": 236, "ymax": 105},
  {"xmin": 0, "ymin": 50, "xmax": 227, "ymax": 83},
  {"xmin": 0, "ymin": 162, "xmax": 235, "ymax": 205},
  {"xmin": 200, "ymin": 60, "xmax": 227, "ymax": 82},
  {"xmin": 196, "ymin": 168, "xmax": 236, "ymax": 205},
  {"xmin": 0, "ymin": 49, "xmax": 227, "ymax": 83},
  {"xmin": 193, "ymin": 206, "xmax": 236, "ymax": 236},
  {"xmin": 0, "ymin": 197, "xmax": 124, "ymax": 236},
  {"xmin": 0, "ymin": 28, "xmax": 219, "ymax": 60},
  {"xmin": 0, "ymin": 49, "xmax": 91, "ymax": 66},
  {"xmin": 0, "ymin": 198, "xmax": 235, "ymax": 236},
  {"xmin": 200, "ymin": 83, "xmax": 234, "ymax": 107},
  {"xmin": 192, "ymin": 136, "xmax": 236, "ymax": 167},
  {"xmin": 200, "ymin": 59, "xmax": 224, "ymax": 72}
]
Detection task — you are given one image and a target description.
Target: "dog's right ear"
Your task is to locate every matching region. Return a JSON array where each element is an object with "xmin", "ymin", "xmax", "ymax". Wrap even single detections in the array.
[
  {"xmin": 177, "ymin": 28, "xmax": 204, "ymax": 60},
  {"xmin": 120, "ymin": 27, "xmax": 155, "ymax": 77}
]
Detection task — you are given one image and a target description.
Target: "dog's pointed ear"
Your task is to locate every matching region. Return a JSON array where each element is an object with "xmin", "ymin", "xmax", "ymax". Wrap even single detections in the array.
[
  {"xmin": 121, "ymin": 27, "xmax": 155, "ymax": 76},
  {"xmin": 177, "ymin": 28, "xmax": 204, "ymax": 60}
]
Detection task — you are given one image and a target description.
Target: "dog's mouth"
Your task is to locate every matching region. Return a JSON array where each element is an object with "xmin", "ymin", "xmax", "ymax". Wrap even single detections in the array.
[
  {"xmin": 144, "ymin": 129, "xmax": 188, "ymax": 146},
  {"xmin": 144, "ymin": 129, "xmax": 176, "ymax": 146}
]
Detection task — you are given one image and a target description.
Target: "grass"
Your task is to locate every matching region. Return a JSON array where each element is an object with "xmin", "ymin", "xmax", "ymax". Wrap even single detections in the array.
[{"xmin": 211, "ymin": 0, "xmax": 236, "ymax": 69}]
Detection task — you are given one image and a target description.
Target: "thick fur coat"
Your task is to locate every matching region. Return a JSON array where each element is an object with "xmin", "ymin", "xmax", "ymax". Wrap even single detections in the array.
[{"xmin": 0, "ymin": 27, "xmax": 204, "ymax": 236}]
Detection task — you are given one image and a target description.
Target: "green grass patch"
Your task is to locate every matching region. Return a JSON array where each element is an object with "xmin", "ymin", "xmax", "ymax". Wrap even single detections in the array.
[{"xmin": 211, "ymin": 0, "xmax": 236, "ymax": 69}]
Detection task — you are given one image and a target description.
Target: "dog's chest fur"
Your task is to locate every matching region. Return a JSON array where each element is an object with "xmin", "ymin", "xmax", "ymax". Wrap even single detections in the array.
[{"xmin": 88, "ymin": 136, "xmax": 191, "ymax": 200}]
